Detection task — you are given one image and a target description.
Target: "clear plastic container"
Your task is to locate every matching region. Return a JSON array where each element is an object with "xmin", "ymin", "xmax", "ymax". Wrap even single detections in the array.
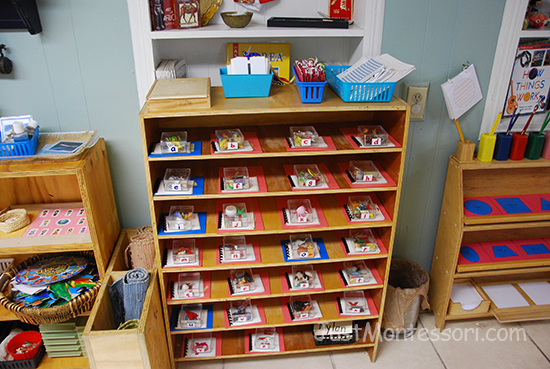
[
  {"xmin": 215, "ymin": 129, "xmax": 244, "ymax": 151},
  {"xmin": 293, "ymin": 164, "xmax": 325, "ymax": 188},
  {"xmin": 291, "ymin": 265, "xmax": 315, "ymax": 289},
  {"xmin": 190, "ymin": 332, "xmax": 212, "ymax": 354},
  {"xmin": 287, "ymin": 199, "xmax": 313, "ymax": 224},
  {"xmin": 230, "ymin": 299, "xmax": 253, "ymax": 323},
  {"xmin": 177, "ymin": 304, "xmax": 203, "ymax": 329},
  {"xmin": 176, "ymin": 272, "xmax": 202, "ymax": 299},
  {"xmin": 288, "ymin": 233, "xmax": 316, "ymax": 258},
  {"xmin": 348, "ymin": 161, "xmax": 382, "ymax": 182},
  {"xmin": 347, "ymin": 195, "xmax": 381, "ymax": 220},
  {"xmin": 343, "ymin": 290, "xmax": 368, "ymax": 314},
  {"xmin": 349, "ymin": 228, "xmax": 379, "ymax": 253},
  {"xmin": 223, "ymin": 203, "xmax": 249, "ymax": 228},
  {"xmin": 230, "ymin": 269, "xmax": 255, "ymax": 293},
  {"xmin": 171, "ymin": 239, "xmax": 197, "ymax": 264},
  {"xmin": 160, "ymin": 131, "xmax": 189, "ymax": 153},
  {"xmin": 254, "ymin": 328, "xmax": 277, "ymax": 350},
  {"xmin": 344, "ymin": 261, "xmax": 374, "ymax": 285},
  {"xmin": 166, "ymin": 205, "xmax": 194, "ymax": 231},
  {"xmin": 163, "ymin": 168, "xmax": 191, "ymax": 192},
  {"xmin": 357, "ymin": 125, "xmax": 388, "ymax": 146},
  {"xmin": 289, "ymin": 295, "xmax": 314, "ymax": 319},
  {"xmin": 223, "ymin": 235, "xmax": 248, "ymax": 260},
  {"xmin": 223, "ymin": 167, "xmax": 250, "ymax": 191},
  {"xmin": 290, "ymin": 126, "xmax": 319, "ymax": 147}
]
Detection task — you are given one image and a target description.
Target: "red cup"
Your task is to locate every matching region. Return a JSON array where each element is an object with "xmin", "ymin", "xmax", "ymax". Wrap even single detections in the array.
[
  {"xmin": 7, "ymin": 331, "xmax": 42, "ymax": 360},
  {"xmin": 509, "ymin": 132, "xmax": 528, "ymax": 160}
]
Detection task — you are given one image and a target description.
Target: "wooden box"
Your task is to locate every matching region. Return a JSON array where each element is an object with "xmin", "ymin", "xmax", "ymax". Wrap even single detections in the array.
[{"xmin": 83, "ymin": 230, "xmax": 170, "ymax": 369}]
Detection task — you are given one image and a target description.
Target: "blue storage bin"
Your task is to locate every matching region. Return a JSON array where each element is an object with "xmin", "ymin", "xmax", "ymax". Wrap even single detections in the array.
[
  {"xmin": 326, "ymin": 66, "xmax": 396, "ymax": 103},
  {"xmin": 0, "ymin": 126, "xmax": 40, "ymax": 157},
  {"xmin": 293, "ymin": 66, "xmax": 327, "ymax": 103},
  {"xmin": 219, "ymin": 68, "xmax": 273, "ymax": 98}
]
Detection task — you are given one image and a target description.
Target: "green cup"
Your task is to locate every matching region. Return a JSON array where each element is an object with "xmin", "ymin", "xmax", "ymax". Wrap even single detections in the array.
[{"xmin": 524, "ymin": 132, "xmax": 546, "ymax": 160}]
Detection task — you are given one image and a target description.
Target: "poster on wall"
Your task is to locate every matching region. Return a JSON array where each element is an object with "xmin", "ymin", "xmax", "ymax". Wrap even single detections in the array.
[{"xmin": 503, "ymin": 42, "xmax": 550, "ymax": 118}]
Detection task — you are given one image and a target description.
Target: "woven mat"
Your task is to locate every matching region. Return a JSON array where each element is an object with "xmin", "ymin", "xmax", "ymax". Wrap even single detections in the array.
[{"xmin": 0, "ymin": 131, "xmax": 97, "ymax": 165}]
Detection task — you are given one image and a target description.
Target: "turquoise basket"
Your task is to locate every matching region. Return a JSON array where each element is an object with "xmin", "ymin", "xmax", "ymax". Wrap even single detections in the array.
[
  {"xmin": 219, "ymin": 68, "xmax": 273, "ymax": 98},
  {"xmin": 326, "ymin": 66, "xmax": 396, "ymax": 103}
]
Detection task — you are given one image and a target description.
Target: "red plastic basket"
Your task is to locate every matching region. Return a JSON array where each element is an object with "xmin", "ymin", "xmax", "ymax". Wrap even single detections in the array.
[{"xmin": 7, "ymin": 331, "xmax": 42, "ymax": 360}]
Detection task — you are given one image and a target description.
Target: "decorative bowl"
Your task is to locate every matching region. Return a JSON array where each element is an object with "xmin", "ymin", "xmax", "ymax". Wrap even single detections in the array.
[{"xmin": 220, "ymin": 11, "xmax": 253, "ymax": 28}]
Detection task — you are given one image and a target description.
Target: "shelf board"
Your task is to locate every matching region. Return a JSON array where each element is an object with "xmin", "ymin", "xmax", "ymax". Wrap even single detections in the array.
[
  {"xmin": 456, "ymin": 258, "xmax": 550, "ymax": 274},
  {"xmin": 155, "ymin": 194, "xmax": 394, "ymax": 239},
  {"xmin": 147, "ymin": 147, "xmax": 404, "ymax": 161},
  {"xmin": 170, "ymin": 294, "xmax": 379, "ymax": 335},
  {"xmin": 161, "ymin": 232, "xmax": 388, "ymax": 273},
  {"xmin": 166, "ymin": 264, "xmax": 383, "ymax": 305},
  {"xmin": 0, "ymin": 208, "xmax": 93, "ymax": 255},
  {"xmin": 454, "ymin": 265, "xmax": 550, "ymax": 279},
  {"xmin": 37, "ymin": 354, "xmax": 89, "ymax": 369},
  {"xmin": 464, "ymin": 212, "xmax": 550, "ymax": 226},
  {"xmin": 149, "ymin": 23, "xmax": 365, "ymax": 40},
  {"xmin": 174, "ymin": 323, "xmax": 375, "ymax": 362},
  {"xmin": 445, "ymin": 311, "xmax": 493, "ymax": 321},
  {"xmin": 454, "ymin": 156, "xmax": 550, "ymax": 170},
  {"xmin": 520, "ymin": 29, "xmax": 550, "ymax": 39},
  {"xmin": 140, "ymin": 86, "xmax": 409, "ymax": 118}
]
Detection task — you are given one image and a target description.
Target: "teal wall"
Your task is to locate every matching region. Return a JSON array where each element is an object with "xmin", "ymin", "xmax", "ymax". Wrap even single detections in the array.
[
  {"xmin": 0, "ymin": 0, "xmax": 147, "ymax": 228},
  {"xmin": 0, "ymin": 1, "xmax": 506, "ymax": 271},
  {"xmin": 383, "ymin": 0, "xmax": 506, "ymax": 270}
]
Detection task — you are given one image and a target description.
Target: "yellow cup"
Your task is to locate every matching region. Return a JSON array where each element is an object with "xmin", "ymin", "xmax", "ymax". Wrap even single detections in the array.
[{"xmin": 477, "ymin": 133, "xmax": 496, "ymax": 161}]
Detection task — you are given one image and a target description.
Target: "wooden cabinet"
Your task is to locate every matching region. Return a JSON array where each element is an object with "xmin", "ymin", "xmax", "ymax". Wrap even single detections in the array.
[
  {"xmin": 84, "ymin": 229, "xmax": 171, "ymax": 369},
  {"xmin": 429, "ymin": 155, "xmax": 550, "ymax": 330},
  {"xmin": 139, "ymin": 86, "xmax": 410, "ymax": 365},
  {"xmin": 0, "ymin": 139, "xmax": 120, "ymax": 367}
]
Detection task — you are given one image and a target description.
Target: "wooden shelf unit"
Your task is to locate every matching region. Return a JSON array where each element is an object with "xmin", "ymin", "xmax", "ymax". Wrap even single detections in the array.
[
  {"xmin": 429, "ymin": 155, "xmax": 550, "ymax": 330},
  {"xmin": 0, "ymin": 139, "xmax": 120, "ymax": 369},
  {"xmin": 139, "ymin": 86, "xmax": 410, "ymax": 365},
  {"xmin": 0, "ymin": 139, "xmax": 120, "ymax": 278}
]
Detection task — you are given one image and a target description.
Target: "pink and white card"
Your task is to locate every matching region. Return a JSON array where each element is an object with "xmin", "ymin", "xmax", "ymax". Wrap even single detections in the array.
[{"xmin": 23, "ymin": 208, "xmax": 89, "ymax": 237}]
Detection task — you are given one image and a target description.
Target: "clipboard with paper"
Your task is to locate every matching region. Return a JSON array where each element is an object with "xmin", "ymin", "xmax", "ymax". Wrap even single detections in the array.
[{"xmin": 441, "ymin": 64, "xmax": 483, "ymax": 120}]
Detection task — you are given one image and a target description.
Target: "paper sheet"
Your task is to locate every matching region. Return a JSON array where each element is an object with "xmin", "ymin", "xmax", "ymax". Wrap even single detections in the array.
[
  {"xmin": 481, "ymin": 284, "xmax": 530, "ymax": 309},
  {"xmin": 518, "ymin": 282, "xmax": 550, "ymax": 305},
  {"xmin": 450, "ymin": 282, "xmax": 483, "ymax": 310},
  {"xmin": 441, "ymin": 64, "xmax": 483, "ymax": 120}
]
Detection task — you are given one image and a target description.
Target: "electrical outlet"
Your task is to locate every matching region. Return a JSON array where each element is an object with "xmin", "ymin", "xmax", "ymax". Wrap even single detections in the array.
[{"xmin": 407, "ymin": 86, "xmax": 429, "ymax": 120}]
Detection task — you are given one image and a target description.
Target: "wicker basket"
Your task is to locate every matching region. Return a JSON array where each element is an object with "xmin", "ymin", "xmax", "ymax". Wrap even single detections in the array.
[
  {"xmin": 0, "ymin": 209, "xmax": 30, "ymax": 234},
  {"xmin": 124, "ymin": 227, "xmax": 155, "ymax": 270},
  {"xmin": 0, "ymin": 252, "xmax": 101, "ymax": 325}
]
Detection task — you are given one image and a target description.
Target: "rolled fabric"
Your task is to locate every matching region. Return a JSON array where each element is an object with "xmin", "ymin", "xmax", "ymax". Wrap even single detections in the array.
[
  {"xmin": 109, "ymin": 279, "xmax": 125, "ymax": 327},
  {"xmin": 122, "ymin": 268, "xmax": 149, "ymax": 322}
]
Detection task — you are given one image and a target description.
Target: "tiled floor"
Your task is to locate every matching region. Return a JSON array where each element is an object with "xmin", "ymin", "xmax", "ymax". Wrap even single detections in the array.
[{"xmin": 178, "ymin": 313, "xmax": 550, "ymax": 369}]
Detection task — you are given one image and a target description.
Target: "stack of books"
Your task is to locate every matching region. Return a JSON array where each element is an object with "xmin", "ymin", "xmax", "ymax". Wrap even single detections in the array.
[{"xmin": 155, "ymin": 59, "xmax": 187, "ymax": 79}]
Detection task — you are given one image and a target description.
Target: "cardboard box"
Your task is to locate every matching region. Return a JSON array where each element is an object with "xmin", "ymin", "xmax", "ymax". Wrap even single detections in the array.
[{"xmin": 226, "ymin": 43, "xmax": 291, "ymax": 81}]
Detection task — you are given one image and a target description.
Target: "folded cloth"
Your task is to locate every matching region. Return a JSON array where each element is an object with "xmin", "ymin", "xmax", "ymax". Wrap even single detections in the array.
[
  {"xmin": 109, "ymin": 268, "xmax": 150, "ymax": 326},
  {"xmin": 109, "ymin": 278, "xmax": 125, "ymax": 327},
  {"xmin": 122, "ymin": 268, "xmax": 149, "ymax": 322}
]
